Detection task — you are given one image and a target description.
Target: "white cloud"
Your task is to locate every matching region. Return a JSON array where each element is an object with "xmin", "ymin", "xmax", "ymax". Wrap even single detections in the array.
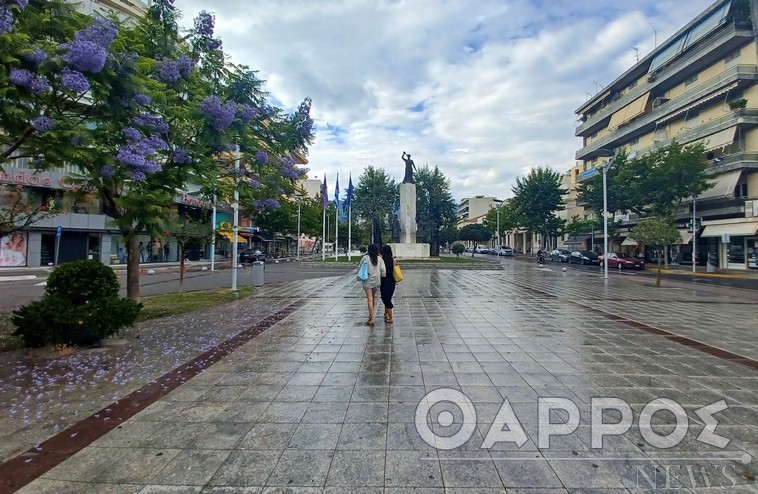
[{"xmin": 175, "ymin": 0, "xmax": 714, "ymax": 200}]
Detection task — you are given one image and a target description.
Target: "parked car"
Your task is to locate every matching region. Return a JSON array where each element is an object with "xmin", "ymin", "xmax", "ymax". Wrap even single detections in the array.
[
  {"xmin": 569, "ymin": 250, "xmax": 599, "ymax": 265},
  {"xmin": 494, "ymin": 245, "xmax": 513, "ymax": 256},
  {"xmin": 598, "ymin": 252, "xmax": 645, "ymax": 270},
  {"xmin": 475, "ymin": 245, "xmax": 489, "ymax": 254},
  {"xmin": 239, "ymin": 249, "xmax": 266, "ymax": 263},
  {"xmin": 549, "ymin": 249, "xmax": 571, "ymax": 263}
]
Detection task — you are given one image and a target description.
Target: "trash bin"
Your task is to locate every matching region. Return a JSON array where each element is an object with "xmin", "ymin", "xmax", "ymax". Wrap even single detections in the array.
[
  {"xmin": 706, "ymin": 260, "xmax": 715, "ymax": 273},
  {"xmin": 252, "ymin": 261, "xmax": 265, "ymax": 286}
]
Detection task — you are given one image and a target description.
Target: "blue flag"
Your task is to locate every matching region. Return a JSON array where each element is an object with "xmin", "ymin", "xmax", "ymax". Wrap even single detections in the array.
[
  {"xmin": 322, "ymin": 175, "xmax": 328, "ymax": 209},
  {"xmin": 345, "ymin": 174, "xmax": 354, "ymax": 208},
  {"xmin": 334, "ymin": 174, "xmax": 340, "ymax": 208}
]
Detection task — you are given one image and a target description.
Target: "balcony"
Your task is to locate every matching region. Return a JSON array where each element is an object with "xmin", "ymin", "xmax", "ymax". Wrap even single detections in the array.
[
  {"xmin": 577, "ymin": 107, "xmax": 758, "ymax": 161},
  {"xmin": 576, "ymin": 24, "xmax": 754, "ymax": 137}
]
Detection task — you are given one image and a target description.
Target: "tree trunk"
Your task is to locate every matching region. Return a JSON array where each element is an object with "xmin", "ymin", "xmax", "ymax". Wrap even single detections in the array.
[
  {"xmin": 373, "ymin": 220, "xmax": 382, "ymax": 248},
  {"xmin": 126, "ymin": 234, "xmax": 141, "ymax": 300},
  {"xmin": 430, "ymin": 231, "xmax": 440, "ymax": 257},
  {"xmin": 664, "ymin": 245, "xmax": 669, "ymax": 269},
  {"xmin": 656, "ymin": 257, "xmax": 662, "ymax": 288}
]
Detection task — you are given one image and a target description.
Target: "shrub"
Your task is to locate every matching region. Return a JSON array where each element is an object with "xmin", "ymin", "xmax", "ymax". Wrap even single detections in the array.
[
  {"xmin": 359, "ymin": 245, "xmax": 367, "ymax": 253},
  {"xmin": 12, "ymin": 260, "xmax": 143, "ymax": 348},
  {"xmin": 451, "ymin": 243, "xmax": 465, "ymax": 258}
]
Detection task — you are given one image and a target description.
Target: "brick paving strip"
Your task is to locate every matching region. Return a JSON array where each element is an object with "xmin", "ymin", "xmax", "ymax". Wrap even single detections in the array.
[{"xmin": 0, "ymin": 300, "xmax": 305, "ymax": 493}]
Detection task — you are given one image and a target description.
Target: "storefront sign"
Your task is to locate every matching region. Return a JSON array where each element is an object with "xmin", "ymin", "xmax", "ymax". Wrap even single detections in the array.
[{"xmin": 0, "ymin": 168, "xmax": 80, "ymax": 190}]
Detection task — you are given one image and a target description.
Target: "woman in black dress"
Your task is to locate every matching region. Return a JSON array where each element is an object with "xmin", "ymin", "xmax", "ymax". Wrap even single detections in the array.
[{"xmin": 380, "ymin": 244, "xmax": 396, "ymax": 323}]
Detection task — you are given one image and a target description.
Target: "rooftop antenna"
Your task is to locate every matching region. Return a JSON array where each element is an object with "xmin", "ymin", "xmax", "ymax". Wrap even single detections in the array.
[
  {"xmin": 653, "ymin": 28, "xmax": 657, "ymax": 47},
  {"xmin": 632, "ymin": 47, "xmax": 639, "ymax": 62}
]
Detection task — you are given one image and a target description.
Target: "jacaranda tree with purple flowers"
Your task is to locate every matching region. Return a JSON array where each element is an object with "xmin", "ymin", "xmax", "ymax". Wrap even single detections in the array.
[{"xmin": 2, "ymin": 0, "xmax": 315, "ymax": 299}]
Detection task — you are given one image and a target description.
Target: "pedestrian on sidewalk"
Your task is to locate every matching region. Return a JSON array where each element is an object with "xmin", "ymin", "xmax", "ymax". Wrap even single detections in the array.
[
  {"xmin": 380, "ymin": 244, "xmax": 396, "ymax": 323},
  {"xmin": 360, "ymin": 243, "xmax": 386, "ymax": 326}
]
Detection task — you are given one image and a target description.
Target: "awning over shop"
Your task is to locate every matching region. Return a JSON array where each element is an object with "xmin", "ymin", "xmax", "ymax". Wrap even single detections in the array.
[
  {"xmin": 621, "ymin": 236, "xmax": 639, "ymax": 246},
  {"xmin": 608, "ymin": 92, "xmax": 651, "ymax": 129},
  {"xmin": 699, "ymin": 169, "xmax": 742, "ymax": 199},
  {"xmin": 564, "ymin": 235, "xmax": 590, "ymax": 245},
  {"xmin": 701, "ymin": 221, "xmax": 758, "ymax": 238},
  {"xmin": 676, "ymin": 230, "xmax": 693, "ymax": 244},
  {"xmin": 220, "ymin": 232, "xmax": 247, "ymax": 243}
]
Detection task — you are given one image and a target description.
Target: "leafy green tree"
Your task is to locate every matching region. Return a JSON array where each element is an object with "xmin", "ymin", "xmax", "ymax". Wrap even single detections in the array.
[
  {"xmin": 459, "ymin": 223, "xmax": 491, "ymax": 256},
  {"xmin": 352, "ymin": 166, "xmax": 398, "ymax": 246},
  {"xmin": 576, "ymin": 151, "xmax": 632, "ymax": 221},
  {"xmin": 415, "ymin": 165, "xmax": 457, "ymax": 256},
  {"xmin": 629, "ymin": 216, "xmax": 681, "ymax": 287},
  {"xmin": 510, "ymin": 166, "xmax": 566, "ymax": 247},
  {"xmin": 439, "ymin": 224, "xmax": 459, "ymax": 250},
  {"xmin": 164, "ymin": 213, "xmax": 213, "ymax": 294},
  {"xmin": 623, "ymin": 141, "xmax": 711, "ymax": 217},
  {"xmin": 2, "ymin": 1, "xmax": 313, "ymax": 299},
  {"xmin": 451, "ymin": 243, "xmax": 465, "ymax": 258}
]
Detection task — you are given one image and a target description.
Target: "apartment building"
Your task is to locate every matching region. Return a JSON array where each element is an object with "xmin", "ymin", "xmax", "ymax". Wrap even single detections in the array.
[
  {"xmin": 457, "ymin": 195, "xmax": 498, "ymax": 227},
  {"xmin": 574, "ymin": 0, "xmax": 758, "ymax": 269}
]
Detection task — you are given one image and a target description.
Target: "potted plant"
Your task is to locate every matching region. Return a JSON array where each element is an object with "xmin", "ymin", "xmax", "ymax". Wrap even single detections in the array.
[{"xmin": 728, "ymin": 98, "xmax": 747, "ymax": 110}]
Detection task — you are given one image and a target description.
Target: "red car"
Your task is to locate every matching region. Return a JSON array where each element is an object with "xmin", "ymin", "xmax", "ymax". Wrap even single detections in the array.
[{"xmin": 598, "ymin": 252, "xmax": 645, "ymax": 270}]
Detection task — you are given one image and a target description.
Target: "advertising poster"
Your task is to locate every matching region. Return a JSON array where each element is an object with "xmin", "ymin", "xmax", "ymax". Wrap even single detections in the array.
[{"xmin": 0, "ymin": 231, "xmax": 28, "ymax": 267}]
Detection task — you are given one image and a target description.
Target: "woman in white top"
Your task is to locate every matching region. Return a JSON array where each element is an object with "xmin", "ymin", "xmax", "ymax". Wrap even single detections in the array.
[{"xmin": 360, "ymin": 243, "xmax": 386, "ymax": 326}]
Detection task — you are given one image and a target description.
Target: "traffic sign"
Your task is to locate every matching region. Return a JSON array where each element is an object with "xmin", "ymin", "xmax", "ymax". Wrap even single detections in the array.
[{"xmin": 56, "ymin": 226, "xmax": 62, "ymax": 237}]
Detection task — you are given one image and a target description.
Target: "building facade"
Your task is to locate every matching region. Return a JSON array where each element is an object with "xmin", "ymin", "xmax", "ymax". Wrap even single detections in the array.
[
  {"xmin": 574, "ymin": 0, "xmax": 758, "ymax": 269},
  {"xmin": 457, "ymin": 195, "xmax": 498, "ymax": 227}
]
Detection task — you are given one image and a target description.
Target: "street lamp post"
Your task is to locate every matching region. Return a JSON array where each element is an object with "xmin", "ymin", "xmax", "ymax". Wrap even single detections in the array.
[
  {"xmin": 231, "ymin": 145, "xmax": 240, "ymax": 291},
  {"xmin": 596, "ymin": 148, "xmax": 616, "ymax": 280},
  {"xmin": 296, "ymin": 194, "xmax": 302, "ymax": 261},
  {"xmin": 496, "ymin": 201, "xmax": 501, "ymax": 247}
]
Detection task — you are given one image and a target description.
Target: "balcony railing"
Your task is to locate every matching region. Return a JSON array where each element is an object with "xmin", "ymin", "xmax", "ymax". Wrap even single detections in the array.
[{"xmin": 577, "ymin": 24, "xmax": 752, "ymax": 135}]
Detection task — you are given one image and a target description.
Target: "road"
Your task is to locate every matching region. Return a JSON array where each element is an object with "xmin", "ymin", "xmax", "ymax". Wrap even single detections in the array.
[
  {"xmin": 0, "ymin": 261, "xmax": 350, "ymax": 311},
  {"xmin": 2, "ymin": 254, "xmax": 757, "ymax": 311}
]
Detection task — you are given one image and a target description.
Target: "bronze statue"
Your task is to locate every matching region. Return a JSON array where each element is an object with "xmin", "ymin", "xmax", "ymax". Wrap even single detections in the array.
[{"xmin": 402, "ymin": 152, "xmax": 416, "ymax": 184}]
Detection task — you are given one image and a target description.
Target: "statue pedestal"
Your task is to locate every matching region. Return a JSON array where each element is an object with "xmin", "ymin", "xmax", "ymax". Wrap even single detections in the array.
[
  {"xmin": 388, "ymin": 242, "xmax": 429, "ymax": 259},
  {"xmin": 390, "ymin": 182, "xmax": 429, "ymax": 258}
]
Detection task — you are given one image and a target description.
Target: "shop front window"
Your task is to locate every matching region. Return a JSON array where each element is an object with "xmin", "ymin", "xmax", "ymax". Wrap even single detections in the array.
[
  {"xmin": 748, "ymin": 239, "xmax": 758, "ymax": 269},
  {"xmin": 727, "ymin": 237, "xmax": 745, "ymax": 266}
]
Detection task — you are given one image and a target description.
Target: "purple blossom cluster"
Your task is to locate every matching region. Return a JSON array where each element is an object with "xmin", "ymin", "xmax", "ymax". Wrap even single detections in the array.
[
  {"xmin": 100, "ymin": 165, "xmax": 115, "ymax": 177},
  {"xmin": 154, "ymin": 59, "xmax": 180, "ymax": 83},
  {"xmin": 296, "ymin": 97, "xmax": 314, "ymax": 138},
  {"xmin": 255, "ymin": 150, "xmax": 268, "ymax": 164},
  {"xmin": 173, "ymin": 147, "xmax": 192, "ymax": 164},
  {"xmin": 132, "ymin": 113, "xmax": 168, "ymax": 134},
  {"xmin": 134, "ymin": 94, "xmax": 151, "ymax": 106},
  {"xmin": 279, "ymin": 156, "xmax": 302, "ymax": 180},
  {"xmin": 61, "ymin": 68, "xmax": 90, "ymax": 93},
  {"xmin": 200, "ymin": 95, "xmax": 235, "ymax": 131},
  {"xmin": 177, "ymin": 55, "xmax": 193, "ymax": 76},
  {"xmin": 116, "ymin": 122, "xmax": 168, "ymax": 179},
  {"xmin": 238, "ymin": 104, "xmax": 259, "ymax": 123},
  {"xmin": 22, "ymin": 48, "xmax": 48, "ymax": 67},
  {"xmin": 254, "ymin": 198, "xmax": 281, "ymax": 211},
  {"xmin": 1, "ymin": 0, "xmax": 28, "ymax": 34},
  {"xmin": 9, "ymin": 68, "xmax": 51, "ymax": 94},
  {"xmin": 248, "ymin": 178, "xmax": 260, "ymax": 188},
  {"xmin": 60, "ymin": 18, "xmax": 118, "ymax": 74},
  {"xmin": 32, "ymin": 116, "xmax": 55, "ymax": 132},
  {"xmin": 194, "ymin": 11, "xmax": 214, "ymax": 37}
]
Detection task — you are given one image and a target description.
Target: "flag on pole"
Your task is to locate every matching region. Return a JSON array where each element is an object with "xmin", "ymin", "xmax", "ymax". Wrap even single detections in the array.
[
  {"xmin": 334, "ymin": 174, "xmax": 340, "ymax": 209},
  {"xmin": 345, "ymin": 174, "xmax": 354, "ymax": 208},
  {"xmin": 322, "ymin": 175, "xmax": 328, "ymax": 209}
]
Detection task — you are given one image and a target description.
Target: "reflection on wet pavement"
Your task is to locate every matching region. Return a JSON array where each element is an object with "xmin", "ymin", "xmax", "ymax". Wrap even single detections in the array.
[{"xmin": 2, "ymin": 262, "xmax": 757, "ymax": 492}]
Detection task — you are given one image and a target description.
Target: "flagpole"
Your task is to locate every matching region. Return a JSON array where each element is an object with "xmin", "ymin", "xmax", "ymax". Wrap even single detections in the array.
[
  {"xmin": 322, "ymin": 207, "xmax": 326, "ymax": 261},
  {"xmin": 348, "ymin": 204, "xmax": 352, "ymax": 262},
  {"xmin": 335, "ymin": 208, "xmax": 339, "ymax": 261}
]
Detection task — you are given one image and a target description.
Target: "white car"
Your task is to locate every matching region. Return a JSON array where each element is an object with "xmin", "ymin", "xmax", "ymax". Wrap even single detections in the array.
[{"xmin": 494, "ymin": 245, "xmax": 513, "ymax": 256}]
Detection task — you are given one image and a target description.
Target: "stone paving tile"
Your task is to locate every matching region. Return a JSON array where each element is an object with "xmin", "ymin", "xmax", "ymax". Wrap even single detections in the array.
[{"xmin": 6, "ymin": 266, "xmax": 758, "ymax": 492}]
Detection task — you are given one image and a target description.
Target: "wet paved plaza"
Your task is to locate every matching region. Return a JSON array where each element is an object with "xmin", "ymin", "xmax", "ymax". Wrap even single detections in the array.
[{"xmin": 1, "ymin": 261, "xmax": 757, "ymax": 492}]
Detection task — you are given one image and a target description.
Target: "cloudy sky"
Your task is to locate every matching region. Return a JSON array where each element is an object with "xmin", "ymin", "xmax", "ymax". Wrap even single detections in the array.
[{"xmin": 175, "ymin": 0, "xmax": 714, "ymax": 201}]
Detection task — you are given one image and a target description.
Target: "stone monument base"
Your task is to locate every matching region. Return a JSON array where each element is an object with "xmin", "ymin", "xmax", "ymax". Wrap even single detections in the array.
[{"xmin": 387, "ymin": 243, "xmax": 430, "ymax": 259}]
